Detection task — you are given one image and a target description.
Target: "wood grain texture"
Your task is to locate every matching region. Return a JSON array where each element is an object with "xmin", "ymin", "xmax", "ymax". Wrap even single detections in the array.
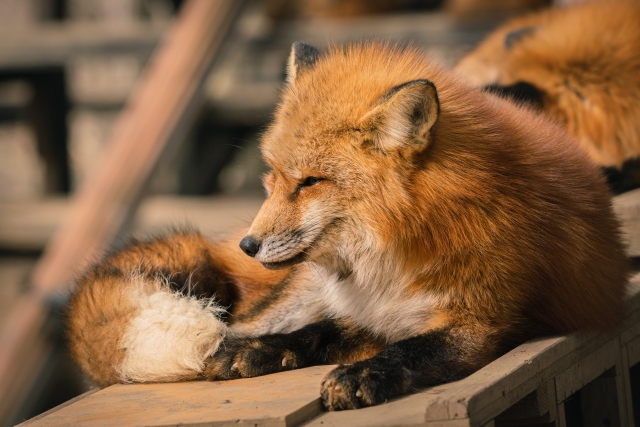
[
  {"xmin": 613, "ymin": 188, "xmax": 640, "ymax": 257},
  {"xmin": 554, "ymin": 338, "xmax": 620, "ymax": 402},
  {"xmin": 17, "ymin": 389, "xmax": 100, "ymax": 427},
  {"xmin": 24, "ymin": 366, "xmax": 334, "ymax": 427}
]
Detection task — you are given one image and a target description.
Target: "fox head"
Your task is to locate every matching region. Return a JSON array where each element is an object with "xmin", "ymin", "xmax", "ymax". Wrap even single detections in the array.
[{"xmin": 239, "ymin": 43, "xmax": 440, "ymax": 271}]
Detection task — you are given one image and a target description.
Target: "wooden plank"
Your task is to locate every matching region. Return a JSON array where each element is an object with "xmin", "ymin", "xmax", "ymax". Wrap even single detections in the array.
[
  {"xmin": 556, "ymin": 402, "xmax": 567, "ymax": 427},
  {"xmin": 621, "ymin": 346, "xmax": 636, "ymax": 427},
  {"xmin": 554, "ymin": 338, "xmax": 620, "ymax": 402},
  {"xmin": 626, "ymin": 335, "xmax": 640, "ymax": 367},
  {"xmin": 302, "ymin": 384, "xmax": 461, "ymax": 427},
  {"xmin": 456, "ymin": 275, "xmax": 640, "ymax": 425},
  {"xmin": 616, "ymin": 372, "xmax": 631, "ymax": 427},
  {"xmin": 423, "ymin": 334, "xmax": 585, "ymax": 422},
  {"xmin": 422, "ymin": 284, "xmax": 640, "ymax": 427},
  {"xmin": 467, "ymin": 333, "xmax": 612, "ymax": 426},
  {"xmin": 625, "ymin": 272, "xmax": 640, "ymax": 314},
  {"xmin": 132, "ymin": 195, "xmax": 263, "ymax": 239},
  {"xmin": 0, "ymin": 22, "xmax": 165, "ymax": 69},
  {"xmin": 0, "ymin": 192, "xmax": 635, "ymax": 254},
  {"xmin": 0, "ymin": 195, "xmax": 263, "ymax": 251},
  {"xmin": 494, "ymin": 380, "xmax": 555, "ymax": 426},
  {"xmin": 613, "ymin": 188, "xmax": 640, "ymax": 257},
  {"xmin": 547, "ymin": 379, "xmax": 558, "ymax": 424},
  {"xmin": 578, "ymin": 369, "xmax": 622, "ymax": 427},
  {"xmin": 0, "ymin": 0, "xmax": 245, "ymax": 424},
  {"xmin": 17, "ymin": 389, "xmax": 100, "ymax": 427},
  {"xmin": 0, "ymin": 198, "xmax": 68, "ymax": 251},
  {"xmin": 20, "ymin": 290, "xmax": 640, "ymax": 427},
  {"xmin": 25, "ymin": 366, "xmax": 334, "ymax": 427}
]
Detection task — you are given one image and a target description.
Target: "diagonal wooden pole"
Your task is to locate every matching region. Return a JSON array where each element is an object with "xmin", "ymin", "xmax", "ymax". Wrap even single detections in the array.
[{"xmin": 0, "ymin": 1, "xmax": 245, "ymax": 424}]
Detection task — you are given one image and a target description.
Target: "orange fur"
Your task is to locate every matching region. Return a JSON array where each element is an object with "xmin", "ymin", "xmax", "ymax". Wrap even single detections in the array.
[
  {"xmin": 66, "ymin": 231, "xmax": 287, "ymax": 386},
  {"xmin": 67, "ymin": 42, "xmax": 628, "ymax": 393},
  {"xmin": 455, "ymin": 1, "xmax": 640, "ymax": 168},
  {"xmin": 252, "ymin": 42, "xmax": 627, "ymax": 335}
]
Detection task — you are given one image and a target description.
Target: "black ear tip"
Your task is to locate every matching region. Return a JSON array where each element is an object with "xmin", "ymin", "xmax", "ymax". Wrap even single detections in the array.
[
  {"xmin": 380, "ymin": 79, "xmax": 439, "ymax": 107},
  {"xmin": 292, "ymin": 41, "xmax": 319, "ymax": 53},
  {"xmin": 291, "ymin": 41, "xmax": 321, "ymax": 67}
]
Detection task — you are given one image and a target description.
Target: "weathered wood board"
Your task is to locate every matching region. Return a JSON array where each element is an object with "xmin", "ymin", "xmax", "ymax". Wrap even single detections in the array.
[
  {"xmin": 613, "ymin": 187, "xmax": 640, "ymax": 257},
  {"xmin": 0, "ymin": 22, "xmax": 164, "ymax": 70},
  {"xmin": 19, "ymin": 366, "xmax": 335, "ymax": 427}
]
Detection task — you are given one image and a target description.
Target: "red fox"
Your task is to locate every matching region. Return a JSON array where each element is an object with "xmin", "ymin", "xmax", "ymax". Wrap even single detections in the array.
[
  {"xmin": 67, "ymin": 42, "xmax": 628, "ymax": 410},
  {"xmin": 455, "ymin": 0, "xmax": 640, "ymax": 194}
]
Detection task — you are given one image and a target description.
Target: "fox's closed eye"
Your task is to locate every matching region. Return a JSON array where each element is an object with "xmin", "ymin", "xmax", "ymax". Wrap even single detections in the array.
[{"xmin": 300, "ymin": 176, "xmax": 323, "ymax": 188}]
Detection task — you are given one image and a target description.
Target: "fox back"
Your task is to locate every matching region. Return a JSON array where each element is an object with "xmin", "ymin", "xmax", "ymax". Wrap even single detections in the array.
[{"xmin": 455, "ymin": 1, "xmax": 640, "ymax": 171}]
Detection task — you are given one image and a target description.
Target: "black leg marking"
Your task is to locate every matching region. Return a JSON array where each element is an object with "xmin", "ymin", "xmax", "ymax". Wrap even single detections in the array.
[
  {"xmin": 320, "ymin": 328, "xmax": 494, "ymax": 411},
  {"xmin": 204, "ymin": 319, "xmax": 382, "ymax": 380}
]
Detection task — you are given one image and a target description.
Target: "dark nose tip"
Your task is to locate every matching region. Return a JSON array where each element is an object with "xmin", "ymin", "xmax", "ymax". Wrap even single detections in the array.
[{"xmin": 239, "ymin": 236, "xmax": 261, "ymax": 257}]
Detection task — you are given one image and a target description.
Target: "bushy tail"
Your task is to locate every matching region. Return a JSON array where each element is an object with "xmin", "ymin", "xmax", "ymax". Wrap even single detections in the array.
[{"xmin": 66, "ymin": 232, "xmax": 229, "ymax": 387}]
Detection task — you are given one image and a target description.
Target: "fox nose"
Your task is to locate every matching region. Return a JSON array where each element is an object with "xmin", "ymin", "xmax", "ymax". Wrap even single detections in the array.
[{"xmin": 239, "ymin": 236, "xmax": 261, "ymax": 257}]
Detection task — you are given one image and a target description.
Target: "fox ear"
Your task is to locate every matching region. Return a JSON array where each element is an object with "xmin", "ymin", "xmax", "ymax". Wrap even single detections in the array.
[
  {"xmin": 287, "ymin": 42, "xmax": 320, "ymax": 85},
  {"xmin": 360, "ymin": 79, "xmax": 439, "ymax": 153}
]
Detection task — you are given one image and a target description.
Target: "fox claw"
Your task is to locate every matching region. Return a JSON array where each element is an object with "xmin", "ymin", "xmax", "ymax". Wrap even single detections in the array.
[
  {"xmin": 203, "ymin": 337, "xmax": 299, "ymax": 381},
  {"xmin": 321, "ymin": 362, "xmax": 404, "ymax": 411}
]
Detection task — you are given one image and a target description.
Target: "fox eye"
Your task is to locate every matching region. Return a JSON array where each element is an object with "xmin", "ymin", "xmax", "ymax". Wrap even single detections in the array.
[{"xmin": 300, "ymin": 176, "xmax": 323, "ymax": 188}]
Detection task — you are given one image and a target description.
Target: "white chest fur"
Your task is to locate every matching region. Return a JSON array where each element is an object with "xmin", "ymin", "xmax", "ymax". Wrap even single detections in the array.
[{"xmin": 317, "ymin": 267, "xmax": 443, "ymax": 343}]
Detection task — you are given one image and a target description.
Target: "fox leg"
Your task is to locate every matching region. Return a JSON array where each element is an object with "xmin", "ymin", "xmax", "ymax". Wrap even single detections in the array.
[
  {"xmin": 203, "ymin": 319, "xmax": 384, "ymax": 380},
  {"xmin": 205, "ymin": 320, "xmax": 503, "ymax": 411},
  {"xmin": 320, "ymin": 326, "xmax": 504, "ymax": 410}
]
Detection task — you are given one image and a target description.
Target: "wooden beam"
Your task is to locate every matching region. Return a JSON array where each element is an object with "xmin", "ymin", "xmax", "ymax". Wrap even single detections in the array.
[
  {"xmin": 32, "ymin": 0, "xmax": 245, "ymax": 293},
  {"xmin": 0, "ymin": 22, "xmax": 165, "ymax": 70},
  {"xmin": 0, "ymin": 1, "xmax": 245, "ymax": 424}
]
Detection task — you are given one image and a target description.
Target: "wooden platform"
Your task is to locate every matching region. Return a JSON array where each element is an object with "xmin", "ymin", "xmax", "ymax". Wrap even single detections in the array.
[
  {"xmin": 19, "ymin": 366, "xmax": 333, "ymax": 427},
  {"xmin": 19, "ymin": 272, "xmax": 640, "ymax": 427}
]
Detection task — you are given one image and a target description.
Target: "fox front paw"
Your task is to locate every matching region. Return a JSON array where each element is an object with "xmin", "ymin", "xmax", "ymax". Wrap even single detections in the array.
[
  {"xmin": 320, "ymin": 362, "xmax": 409, "ymax": 411},
  {"xmin": 203, "ymin": 337, "xmax": 301, "ymax": 380}
]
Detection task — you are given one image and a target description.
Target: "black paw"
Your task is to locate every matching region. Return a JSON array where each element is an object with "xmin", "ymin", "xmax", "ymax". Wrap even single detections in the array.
[
  {"xmin": 320, "ymin": 361, "xmax": 409, "ymax": 411},
  {"xmin": 203, "ymin": 337, "xmax": 301, "ymax": 380}
]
